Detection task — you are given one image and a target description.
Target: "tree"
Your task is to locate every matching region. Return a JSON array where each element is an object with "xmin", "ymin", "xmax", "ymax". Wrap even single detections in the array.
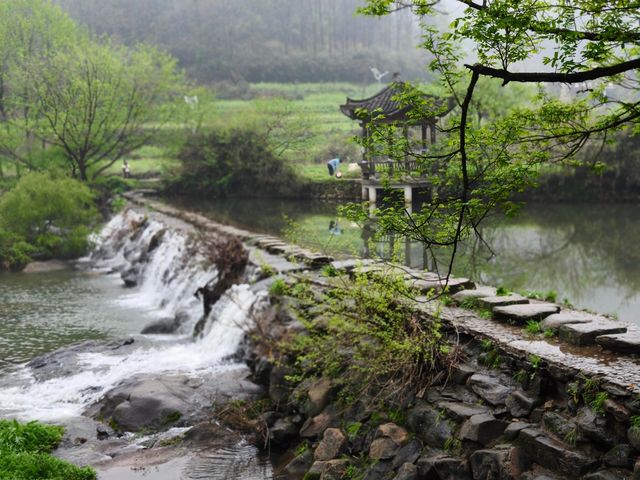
[
  {"xmin": 354, "ymin": 0, "xmax": 640, "ymax": 278},
  {"xmin": 0, "ymin": 0, "xmax": 79, "ymax": 176},
  {"xmin": 0, "ymin": 0, "xmax": 184, "ymax": 181},
  {"xmin": 32, "ymin": 41, "xmax": 183, "ymax": 180}
]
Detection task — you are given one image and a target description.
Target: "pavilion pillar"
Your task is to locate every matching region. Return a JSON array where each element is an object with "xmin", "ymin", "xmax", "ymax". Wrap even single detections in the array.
[
  {"xmin": 430, "ymin": 122, "xmax": 437, "ymax": 144},
  {"xmin": 404, "ymin": 186, "xmax": 413, "ymax": 203},
  {"xmin": 368, "ymin": 187, "xmax": 377, "ymax": 203},
  {"xmin": 421, "ymin": 124, "xmax": 428, "ymax": 151}
]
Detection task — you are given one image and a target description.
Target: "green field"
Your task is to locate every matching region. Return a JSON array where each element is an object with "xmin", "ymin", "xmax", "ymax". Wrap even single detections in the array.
[{"xmin": 112, "ymin": 82, "xmax": 380, "ymax": 183}]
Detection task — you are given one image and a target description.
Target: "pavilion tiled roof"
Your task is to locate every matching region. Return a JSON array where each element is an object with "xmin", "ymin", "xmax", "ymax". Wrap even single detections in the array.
[{"xmin": 340, "ymin": 81, "xmax": 451, "ymax": 123}]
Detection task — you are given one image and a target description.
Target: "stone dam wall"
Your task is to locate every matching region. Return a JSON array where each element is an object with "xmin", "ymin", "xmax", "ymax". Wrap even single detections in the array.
[{"xmin": 125, "ymin": 193, "xmax": 640, "ymax": 480}]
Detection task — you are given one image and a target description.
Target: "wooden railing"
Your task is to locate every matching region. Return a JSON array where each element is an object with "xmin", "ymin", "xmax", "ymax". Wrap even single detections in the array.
[{"xmin": 359, "ymin": 159, "xmax": 422, "ymax": 178}]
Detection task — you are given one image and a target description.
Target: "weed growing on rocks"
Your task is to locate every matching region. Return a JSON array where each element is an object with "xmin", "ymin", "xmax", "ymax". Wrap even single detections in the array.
[{"xmin": 279, "ymin": 272, "xmax": 458, "ymax": 406}]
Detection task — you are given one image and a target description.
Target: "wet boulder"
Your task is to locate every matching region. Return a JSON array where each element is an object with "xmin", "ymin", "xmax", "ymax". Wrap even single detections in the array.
[
  {"xmin": 87, "ymin": 375, "xmax": 199, "ymax": 432},
  {"xmin": 140, "ymin": 310, "xmax": 191, "ymax": 334}
]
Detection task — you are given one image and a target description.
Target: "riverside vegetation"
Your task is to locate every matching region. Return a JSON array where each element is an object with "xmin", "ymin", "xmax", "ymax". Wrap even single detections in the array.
[{"xmin": 0, "ymin": 420, "xmax": 95, "ymax": 480}]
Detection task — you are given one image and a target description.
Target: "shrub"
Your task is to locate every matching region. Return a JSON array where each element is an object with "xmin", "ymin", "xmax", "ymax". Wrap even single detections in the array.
[
  {"xmin": 0, "ymin": 420, "xmax": 96, "ymax": 480},
  {"xmin": 0, "ymin": 172, "xmax": 99, "ymax": 268},
  {"xmin": 280, "ymin": 272, "xmax": 455, "ymax": 405},
  {"xmin": 165, "ymin": 128, "xmax": 301, "ymax": 197}
]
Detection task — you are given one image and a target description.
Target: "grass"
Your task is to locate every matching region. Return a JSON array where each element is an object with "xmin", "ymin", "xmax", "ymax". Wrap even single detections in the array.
[
  {"xmin": 0, "ymin": 420, "xmax": 95, "ymax": 480},
  {"xmin": 106, "ymin": 82, "xmax": 376, "ymax": 183}
]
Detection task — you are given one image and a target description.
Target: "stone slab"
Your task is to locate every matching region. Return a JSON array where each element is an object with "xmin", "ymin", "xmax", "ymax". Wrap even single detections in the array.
[
  {"xmin": 452, "ymin": 286, "xmax": 497, "ymax": 304},
  {"xmin": 540, "ymin": 311, "xmax": 608, "ymax": 331},
  {"xmin": 559, "ymin": 321, "xmax": 627, "ymax": 346},
  {"xmin": 409, "ymin": 277, "xmax": 475, "ymax": 295},
  {"xmin": 436, "ymin": 401, "xmax": 489, "ymax": 421},
  {"xmin": 479, "ymin": 295, "xmax": 529, "ymax": 309},
  {"xmin": 517, "ymin": 428, "xmax": 598, "ymax": 477},
  {"xmin": 596, "ymin": 332, "xmax": 640, "ymax": 354},
  {"xmin": 329, "ymin": 259, "xmax": 375, "ymax": 272},
  {"xmin": 492, "ymin": 303, "xmax": 560, "ymax": 324}
]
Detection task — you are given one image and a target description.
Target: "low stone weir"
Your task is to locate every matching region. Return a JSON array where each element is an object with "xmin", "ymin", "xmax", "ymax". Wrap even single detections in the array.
[{"xmin": 122, "ymin": 192, "xmax": 640, "ymax": 479}]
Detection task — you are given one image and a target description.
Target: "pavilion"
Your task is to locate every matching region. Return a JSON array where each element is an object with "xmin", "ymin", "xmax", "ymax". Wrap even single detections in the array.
[{"xmin": 340, "ymin": 78, "xmax": 453, "ymax": 203}]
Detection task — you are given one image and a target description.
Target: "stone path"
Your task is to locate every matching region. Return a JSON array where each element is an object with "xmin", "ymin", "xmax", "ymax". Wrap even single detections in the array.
[{"xmin": 124, "ymin": 192, "xmax": 640, "ymax": 394}]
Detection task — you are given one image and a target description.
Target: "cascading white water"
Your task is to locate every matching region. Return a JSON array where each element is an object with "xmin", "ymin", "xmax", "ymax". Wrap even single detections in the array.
[{"xmin": 0, "ymin": 209, "xmax": 265, "ymax": 422}]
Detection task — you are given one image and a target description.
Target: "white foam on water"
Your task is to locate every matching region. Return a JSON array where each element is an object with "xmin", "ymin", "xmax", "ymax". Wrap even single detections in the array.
[{"xmin": 0, "ymin": 210, "xmax": 263, "ymax": 422}]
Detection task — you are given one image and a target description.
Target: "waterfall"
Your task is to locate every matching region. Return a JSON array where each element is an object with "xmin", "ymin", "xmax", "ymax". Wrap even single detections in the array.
[{"xmin": 0, "ymin": 208, "xmax": 264, "ymax": 421}]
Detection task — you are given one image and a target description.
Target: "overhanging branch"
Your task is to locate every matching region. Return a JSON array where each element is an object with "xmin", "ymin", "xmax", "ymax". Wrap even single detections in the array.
[{"xmin": 465, "ymin": 57, "xmax": 640, "ymax": 84}]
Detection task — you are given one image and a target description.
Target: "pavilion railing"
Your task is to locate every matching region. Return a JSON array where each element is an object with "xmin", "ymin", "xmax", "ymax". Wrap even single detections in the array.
[{"xmin": 359, "ymin": 159, "xmax": 423, "ymax": 178}]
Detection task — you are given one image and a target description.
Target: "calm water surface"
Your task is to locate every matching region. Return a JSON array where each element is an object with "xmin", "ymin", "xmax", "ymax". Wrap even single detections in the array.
[{"xmin": 171, "ymin": 197, "xmax": 640, "ymax": 324}]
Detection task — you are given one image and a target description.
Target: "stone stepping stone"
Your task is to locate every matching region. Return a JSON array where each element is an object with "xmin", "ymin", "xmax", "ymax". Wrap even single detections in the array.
[
  {"xmin": 451, "ymin": 286, "xmax": 497, "ymax": 304},
  {"xmin": 408, "ymin": 277, "xmax": 474, "ymax": 295},
  {"xmin": 301, "ymin": 254, "xmax": 334, "ymax": 268},
  {"xmin": 596, "ymin": 332, "xmax": 640, "ymax": 354},
  {"xmin": 540, "ymin": 311, "xmax": 605, "ymax": 331},
  {"xmin": 478, "ymin": 294, "xmax": 529, "ymax": 309},
  {"xmin": 267, "ymin": 244, "xmax": 298, "ymax": 255},
  {"xmin": 330, "ymin": 259, "xmax": 375, "ymax": 272},
  {"xmin": 492, "ymin": 303, "xmax": 560, "ymax": 324},
  {"xmin": 559, "ymin": 321, "xmax": 627, "ymax": 346}
]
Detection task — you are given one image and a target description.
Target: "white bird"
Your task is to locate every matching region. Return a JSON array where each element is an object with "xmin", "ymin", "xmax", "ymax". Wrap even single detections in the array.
[
  {"xmin": 370, "ymin": 67, "xmax": 390, "ymax": 84},
  {"xmin": 184, "ymin": 95, "xmax": 199, "ymax": 108}
]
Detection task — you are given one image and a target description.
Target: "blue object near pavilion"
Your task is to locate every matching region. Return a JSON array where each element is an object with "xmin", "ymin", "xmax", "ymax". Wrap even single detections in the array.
[{"xmin": 327, "ymin": 157, "xmax": 341, "ymax": 176}]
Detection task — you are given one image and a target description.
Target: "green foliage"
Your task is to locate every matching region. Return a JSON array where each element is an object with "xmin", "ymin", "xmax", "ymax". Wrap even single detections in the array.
[
  {"xmin": 522, "ymin": 290, "xmax": 558, "ymax": 302},
  {"xmin": 349, "ymin": 0, "xmax": 640, "ymax": 275},
  {"xmin": 269, "ymin": 278, "xmax": 288, "ymax": 297},
  {"xmin": 444, "ymin": 436, "xmax": 462, "ymax": 452},
  {"xmin": 165, "ymin": 128, "xmax": 300, "ymax": 198},
  {"xmin": 589, "ymin": 391, "xmax": 608, "ymax": 415},
  {"xmin": 0, "ymin": 420, "xmax": 96, "ymax": 480},
  {"xmin": 630, "ymin": 415, "xmax": 640, "ymax": 433},
  {"xmin": 295, "ymin": 441, "xmax": 310, "ymax": 457},
  {"xmin": 480, "ymin": 339, "xmax": 501, "ymax": 368},
  {"xmin": 321, "ymin": 264, "xmax": 339, "ymax": 277},
  {"xmin": 0, "ymin": 173, "xmax": 98, "ymax": 269},
  {"xmin": 564, "ymin": 428, "xmax": 578, "ymax": 447},
  {"xmin": 525, "ymin": 320, "xmax": 542, "ymax": 335},
  {"xmin": 529, "ymin": 355, "xmax": 541, "ymax": 371},
  {"xmin": 281, "ymin": 273, "xmax": 453, "ymax": 405},
  {"xmin": 345, "ymin": 422, "xmax": 363, "ymax": 441},
  {"xmin": 0, "ymin": 0, "xmax": 184, "ymax": 180},
  {"xmin": 513, "ymin": 369, "xmax": 528, "ymax": 385},
  {"xmin": 496, "ymin": 286, "xmax": 511, "ymax": 296}
]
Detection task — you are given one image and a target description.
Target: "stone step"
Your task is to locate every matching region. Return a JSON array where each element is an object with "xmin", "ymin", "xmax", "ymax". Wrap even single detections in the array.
[
  {"xmin": 478, "ymin": 294, "xmax": 529, "ymax": 309},
  {"xmin": 596, "ymin": 332, "xmax": 640, "ymax": 354},
  {"xmin": 408, "ymin": 277, "xmax": 475, "ymax": 295},
  {"xmin": 330, "ymin": 258, "xmax": 375, "ymax": 272},
  {"xmin": 540, "ymin": 311, "xmax": 606, "ymax": 331},
  {"xmin": 492, "ymin": 303, "xmax": 560, "ymax": 324},
  {"xmin": 559, "ymin": 320, "xmax": 627, "ymax": 346},
  {"xmin": 451, "ymin": 286, "xmax": 497, "ymax": 304}
]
